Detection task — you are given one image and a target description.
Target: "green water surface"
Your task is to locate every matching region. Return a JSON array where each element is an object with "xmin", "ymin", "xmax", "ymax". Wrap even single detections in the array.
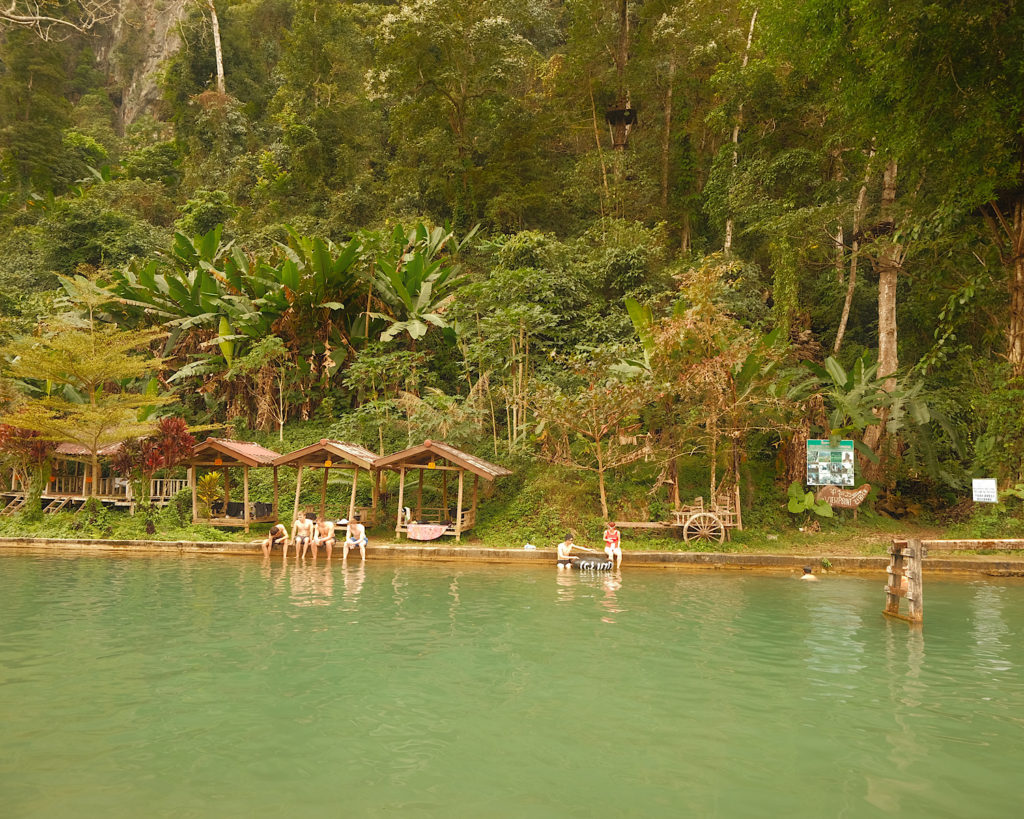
[{"xmin": 2, "ymin": 552, "xmax": 1023, "ymax": 818}]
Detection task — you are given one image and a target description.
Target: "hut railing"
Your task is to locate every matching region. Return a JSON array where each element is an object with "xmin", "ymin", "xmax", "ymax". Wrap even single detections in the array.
[
  {"xmin": 51, "ymin": 475, "xmax": 85, "ymax": 496},
  {"xmin": 398, "ymin": 506, "xmax": 476, "ymax": 535},
  {"xmin": 151, "ymin": 477, "xmax": 189, "ymax": 500},
  {"xmin": 349, "ymin": 506, "xmax": 378, "ymax": 525},
  {"xmin": 405, "ymin": 506, "xmax": 475, "ymax": 527},
  {"xmin": 93, "ymin": 477, "xmax": 128, "ymax": 498}
]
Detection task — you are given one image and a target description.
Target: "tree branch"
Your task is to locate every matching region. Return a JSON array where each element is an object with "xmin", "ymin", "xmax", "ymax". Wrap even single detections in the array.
[{"xmin": 0, "ymin": 1, "xmax": 119, "ymax": 41}]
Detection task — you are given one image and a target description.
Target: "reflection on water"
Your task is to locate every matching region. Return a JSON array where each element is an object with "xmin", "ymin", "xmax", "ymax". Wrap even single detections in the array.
[
  {"xmin": 272, "ymin": 559, "xmax": 335, "ymax": 607},
  {"xmin": 554, "ymin": 568, "xmax": 576, "ymax": 603},
  {"xmin": 600, "ymin": 572, "xmax": 623, "ymax": 622},
  {"xmin": 804, "ymin": 583, "xmax": 866, "ymax": 688},
  {"xmin": 342, "ymin": 559, "xmax": 366, "ymax": 608},
  {"xmin": 3, "ymin": 555, "xmax": 1024, "ymax": 819},
  {"xmin": 971, "ymin": 584, "xmax": 1013, "ymax": 675}
]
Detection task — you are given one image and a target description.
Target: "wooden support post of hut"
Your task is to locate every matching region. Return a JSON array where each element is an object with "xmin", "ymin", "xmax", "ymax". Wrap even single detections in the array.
[
  {"xmin": 272, "ymin": 440, "xmax": 382, "ymax": 526},
  {"xmin": 884, "ymin": 538, "xmax": 924, "ymax": 624},
  {"xmin": 189, "ymin": 438, "xmax": 281, "ymax": 532},
  {"xmin": 376, "ymin": 439, "xmax": 512, "ymax": 542}
]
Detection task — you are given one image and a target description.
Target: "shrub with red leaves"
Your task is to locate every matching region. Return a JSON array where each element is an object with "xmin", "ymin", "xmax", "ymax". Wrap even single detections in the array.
[
  {"xmin": 0, "ymin": 424, "xmax": 57, "ymax": 470},
  {"xmin": 154, "ymin": 417, "xmax": 195, "ymax": 470},
  {"xmin": 112, "ymin": 417, "xmax": 195, "ymax": 483}
]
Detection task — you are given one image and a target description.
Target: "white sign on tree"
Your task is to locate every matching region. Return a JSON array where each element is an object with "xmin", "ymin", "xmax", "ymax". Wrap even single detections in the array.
[{"xmin": 972, "ymin": 479, "xmax": 998, "ymax": 503}]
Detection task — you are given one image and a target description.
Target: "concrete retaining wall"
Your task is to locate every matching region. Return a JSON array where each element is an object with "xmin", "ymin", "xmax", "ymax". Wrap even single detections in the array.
[{"xmin": 3, "ymin": 537, "xmax": 1024, "ymax": 575}]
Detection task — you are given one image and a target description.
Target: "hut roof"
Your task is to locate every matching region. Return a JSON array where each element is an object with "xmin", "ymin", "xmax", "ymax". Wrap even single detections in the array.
[
  {"xmin": 55, "ymin": 442, "xmax": 124, "ymax": 458},
  {"xmin": 273, "ymin": 439, "xmax": 380, "ymax": 470},
  {"xmin": 374, "ymin": 440, "xmax": 512, "ymax": 481},
  {"xmin": 192, "ymin": 438, "xmax": 281, "ymax": 467}
]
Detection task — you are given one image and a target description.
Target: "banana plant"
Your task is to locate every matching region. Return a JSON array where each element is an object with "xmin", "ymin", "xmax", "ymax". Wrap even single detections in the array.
[
  {"xmin": 112, "ymin": 224, "xmax": 375, "ymax": 395},
  {"xmin": 801, "ymin": 353, "xmax": 939, "ymax": 465},
  {"xmin": 368, "ymin": 221, "xmax": 474, "ymax": 343}
]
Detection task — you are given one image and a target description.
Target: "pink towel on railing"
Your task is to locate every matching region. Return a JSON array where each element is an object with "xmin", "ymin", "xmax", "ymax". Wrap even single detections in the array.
[{"xmin": 407, "ymin": 523, "xmax": 447, "ymax": 541}]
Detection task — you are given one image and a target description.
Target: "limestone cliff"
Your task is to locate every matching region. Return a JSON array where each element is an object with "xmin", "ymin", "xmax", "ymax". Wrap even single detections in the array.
[{"xmin": 94, "ymin": 0, "xmax": 191, "ymax": 127}]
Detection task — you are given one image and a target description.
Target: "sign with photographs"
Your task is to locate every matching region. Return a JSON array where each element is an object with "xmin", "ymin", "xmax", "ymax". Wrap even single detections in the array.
[{"xmin": 806, "ymin": 439, "xmax": 855, "ymax": 487}]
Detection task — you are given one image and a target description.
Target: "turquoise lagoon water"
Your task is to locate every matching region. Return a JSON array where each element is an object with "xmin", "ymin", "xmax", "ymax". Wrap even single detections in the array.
[{"xmin": 2, "ymin": 551, "xmax": 1023, "ymax": 818}]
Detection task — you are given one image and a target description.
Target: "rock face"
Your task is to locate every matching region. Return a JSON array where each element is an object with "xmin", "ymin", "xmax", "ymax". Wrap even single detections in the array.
[{"xmin": 94, "ymin": 0, "xmax": 191, "ymax": 128}]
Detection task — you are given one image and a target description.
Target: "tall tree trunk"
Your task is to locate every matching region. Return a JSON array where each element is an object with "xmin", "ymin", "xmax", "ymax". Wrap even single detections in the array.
[
  {"xmin": 832, "ymin": 152, "xmax": 845, "ymax": 283},
  {"xmin": 708, "ymin": 415, "xmax": 718, "ymax": 501},
  {"xmin": 983, "ymin": 198, "xmax": 1024, "ymax": 376},
  {"xmin": 834, "ymin": 147, "xmax": 874, "ymax": 354},
  {"xmin": 1006, "ymin": 202, "xmax": 1024, "ymax": 375},
  {"xmin": 588, "ymin": 77, "xmax": 609, "ymax": 217},
  {"xmin": 863, "ymin": 159, "xmax": 902, "ymax": 456},
  {"xmin": 670, "ymin": 455, "xmax": 681, "ymax": 509},
  {"xmin": 876, "ymin": 160, "xmax": 901, "ymax": 390},
  {"xmin": 724, "ymin": 9, "xmax": 758, "ymax": 253},
  {"xmin": 596, "ymin": 438, "xmax": 608, "ymax": 519},
  {"xmin": 206, "ymin": 1, "xmax": 225, "ymax": 94},
  {"xmin": 660, "ymin": 57, "xmax": 676, "ymax": 215},
  {"xmin": 613, "ymin": 0, "xmax": 632, "ymax": 153}
]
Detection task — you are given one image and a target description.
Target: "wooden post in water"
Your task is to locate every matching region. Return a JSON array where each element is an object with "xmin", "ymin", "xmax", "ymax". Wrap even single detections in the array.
[{"xmin": 884, "ymin": 538, "xmax": 924, "ymax": 624}]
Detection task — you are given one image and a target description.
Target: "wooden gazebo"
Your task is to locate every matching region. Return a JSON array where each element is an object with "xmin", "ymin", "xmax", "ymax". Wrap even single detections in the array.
[
  {"xmin": 190, "ymin": 438, "xmax": 281, "ymax": 532},
  {"xmin": 272, "ymin": 439, "xmax": 382, "ymax": 524},
  {"xmin": 375, "ymin": 439, "xmax": 512, "ymax": 542}
]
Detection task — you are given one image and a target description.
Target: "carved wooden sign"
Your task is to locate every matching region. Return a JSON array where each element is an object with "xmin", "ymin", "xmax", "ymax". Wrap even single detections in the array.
[{"xmin": 815, "ymin": 484, "xmax": 870, "ymax": 509}]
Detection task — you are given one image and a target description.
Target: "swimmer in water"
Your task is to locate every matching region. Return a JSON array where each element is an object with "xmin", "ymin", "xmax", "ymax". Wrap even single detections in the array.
[{"xmin": 799, "ymin": 566, "xmax": 819, "ymax": 581}]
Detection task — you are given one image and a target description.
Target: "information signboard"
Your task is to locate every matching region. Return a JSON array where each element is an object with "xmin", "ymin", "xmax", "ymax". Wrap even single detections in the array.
[
  {"xmin": 806, "ymin": 439, "xmax": 855, "ymax": 487},
  {"xmin": 972, "ymin": 478, "xmax": 998, "ymax": 503}
]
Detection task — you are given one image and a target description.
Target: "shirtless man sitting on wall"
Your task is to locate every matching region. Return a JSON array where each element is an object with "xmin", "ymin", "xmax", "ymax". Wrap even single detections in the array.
[
  {"xmin": 313, "ymin": 515, "xmax": 336, "ymax": 560},
  {"xmin": 341, "ymin": 518, "xmax": 367, "ymax": 560},
  {"xmin": 261, "ymin": 523, "xmax": 289, "ymax": 558},
  {"xmin": 292, "ymin": 512, "xmax": 315, "ymax": 558}
]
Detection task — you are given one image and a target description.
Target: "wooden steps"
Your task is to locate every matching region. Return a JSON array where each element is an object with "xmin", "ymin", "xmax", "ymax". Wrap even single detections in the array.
[{"xmin": 1, "ymin": 495, "xmax": 27, "ymax": 516}]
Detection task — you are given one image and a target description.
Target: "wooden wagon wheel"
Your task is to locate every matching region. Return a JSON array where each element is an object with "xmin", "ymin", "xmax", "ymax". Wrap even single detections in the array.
[{"xmin": 683, "ymin": 512, "xmax": 725, "ymax": 545}]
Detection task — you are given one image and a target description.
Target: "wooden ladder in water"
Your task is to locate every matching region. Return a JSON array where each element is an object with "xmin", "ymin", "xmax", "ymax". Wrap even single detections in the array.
[{"xmin": 884, "ymin": 538, "xmax": 924, "ymax": 624}]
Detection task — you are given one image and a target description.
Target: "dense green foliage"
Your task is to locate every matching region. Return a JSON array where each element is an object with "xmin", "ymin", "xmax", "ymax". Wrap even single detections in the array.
[{"xmin": 2, "ymin": 0, "xmax": 1024, "ymax": 538}]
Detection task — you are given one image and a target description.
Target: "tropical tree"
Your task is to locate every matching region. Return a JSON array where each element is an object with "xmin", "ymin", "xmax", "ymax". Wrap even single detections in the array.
[
  {"xmin": 369, "ymin": 0, "xmax": 550, "ymax": 223},
  {"xmin": 530, "ymin": 352, "xmax": 653, "ymax": 518},
  {"xmin": 0, "ymin": 319, "xmax": 167, "ymax": 494}
]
